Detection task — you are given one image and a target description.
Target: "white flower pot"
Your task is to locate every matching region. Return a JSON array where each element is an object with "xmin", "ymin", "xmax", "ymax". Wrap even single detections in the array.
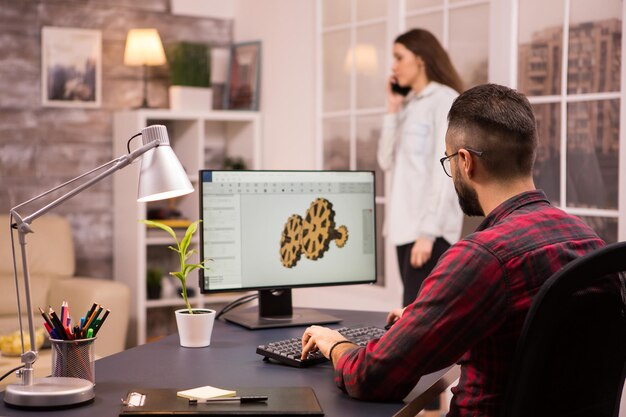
[
  {"xmin": 169, "ymin": 86, "xmax": 213, "ymax": 111},
  {"xmin": 174, "ymin": 308, "xmax": 216, "ymax": 348}
]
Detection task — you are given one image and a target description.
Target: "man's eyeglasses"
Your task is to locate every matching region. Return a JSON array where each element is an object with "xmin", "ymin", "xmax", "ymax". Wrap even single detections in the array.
[{"xmin": 439, "ymin": 148, "xmax": 484, "ymax": 178}]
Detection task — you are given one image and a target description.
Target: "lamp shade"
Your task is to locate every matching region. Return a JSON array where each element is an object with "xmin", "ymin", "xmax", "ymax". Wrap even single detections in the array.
[
  {"xmin": 124, "ymin": 28, "xmax": 167, "ymax": 66},
  {"xmin": 137, "ymin": 125, "xmax": 194, "ymax": 202}
]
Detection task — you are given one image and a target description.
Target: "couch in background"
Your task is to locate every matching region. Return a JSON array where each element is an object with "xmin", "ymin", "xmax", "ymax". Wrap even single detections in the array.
[{"xmin": 0, "ymin": 214, "xmax": 130, "ymax": 358}]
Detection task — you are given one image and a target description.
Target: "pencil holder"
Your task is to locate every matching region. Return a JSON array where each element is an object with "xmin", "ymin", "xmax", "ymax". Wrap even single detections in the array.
[{"xmin": 50, "ymin": 337, "xmax": 96, "ymax": 384}]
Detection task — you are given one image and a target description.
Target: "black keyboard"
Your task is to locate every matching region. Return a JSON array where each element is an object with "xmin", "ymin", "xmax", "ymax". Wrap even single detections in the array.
[{"xmin": 256, "ymin": 326, "xmax": 386, "ymax": 368}]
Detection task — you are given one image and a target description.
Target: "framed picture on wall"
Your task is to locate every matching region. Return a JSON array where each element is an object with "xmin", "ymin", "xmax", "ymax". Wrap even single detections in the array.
[
  {"xmin": 224, "ymin": 41, "xmax": 261, "ymax": 111},
  {"xmin": 41, "ymin": 27, "xmax": 102, "ymax": 108}
]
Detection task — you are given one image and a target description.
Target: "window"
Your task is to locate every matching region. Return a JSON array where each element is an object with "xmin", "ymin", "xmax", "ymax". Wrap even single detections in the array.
[
  {"xmin": 317, "ymin": 0, "xmax": 490, "ymax": 304},
  {"xmin": 319, "ymin": 0, "xmax": 388, "ymax": 287},
  {"xmin": 407, "ymin": 0, "xmax": 489, "ymax": 89},
  {"xmin": 517, "ymin": 0, "xmax": 622, "ymax": 243}
]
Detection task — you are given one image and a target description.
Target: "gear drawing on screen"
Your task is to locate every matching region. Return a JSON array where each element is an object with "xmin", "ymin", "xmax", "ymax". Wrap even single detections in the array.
[
  {"xmin": 279, "ymin": 214, "xmax": 303, "ymax": 268},
  {"xmin": 279, "ymin": 197, "xmax": 348, "ymax": 268}
]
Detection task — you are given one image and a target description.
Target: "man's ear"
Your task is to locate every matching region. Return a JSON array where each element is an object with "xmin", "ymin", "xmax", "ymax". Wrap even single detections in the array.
[{"xmin": 457, "ymin": 149, "xmax": 474, "ymax": 178}]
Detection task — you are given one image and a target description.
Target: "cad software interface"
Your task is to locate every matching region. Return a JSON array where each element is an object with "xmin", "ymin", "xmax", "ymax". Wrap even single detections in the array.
[{"xmin": 200, "ymin": 170, "xmax": 376, "ymax": 292}]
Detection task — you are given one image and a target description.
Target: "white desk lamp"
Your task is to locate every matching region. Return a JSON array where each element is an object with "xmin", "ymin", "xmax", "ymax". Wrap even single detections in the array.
[{"xmin": 4, "ymin": 125, "xmax": 193, "ymax": 408}]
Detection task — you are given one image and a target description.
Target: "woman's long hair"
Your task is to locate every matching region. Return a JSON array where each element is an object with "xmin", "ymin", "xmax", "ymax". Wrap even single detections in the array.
[{"xmin": 395, "ymin": 29, "xmax": 464, "ymax": 93}]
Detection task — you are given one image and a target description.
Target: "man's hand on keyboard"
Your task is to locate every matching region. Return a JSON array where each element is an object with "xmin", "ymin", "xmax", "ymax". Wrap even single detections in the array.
[
  {"xmin": 301, "ymin": 326, "xmax": 346, "ymax": 361},
  {"xmin": 386, "ymin": 307, "xmax": 405, "ymax": 328},
  {"xmin": 257, "ymin": 326, "xmax": 385, "ymax": 367}
]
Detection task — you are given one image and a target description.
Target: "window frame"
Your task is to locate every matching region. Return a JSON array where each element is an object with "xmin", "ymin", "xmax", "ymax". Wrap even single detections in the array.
[
  {"xmin": 507, "ymin": 0, "xmax": 626, "ymax": 242},
  {"xmin": 314, "ymin": 0, "xmax": 491, "ymax": 311}
]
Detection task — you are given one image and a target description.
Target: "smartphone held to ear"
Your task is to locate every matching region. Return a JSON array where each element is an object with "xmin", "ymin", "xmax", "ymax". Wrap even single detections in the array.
[{"xmin": 391, "ymin": 82, "xmax": 411, "ymax": 96}]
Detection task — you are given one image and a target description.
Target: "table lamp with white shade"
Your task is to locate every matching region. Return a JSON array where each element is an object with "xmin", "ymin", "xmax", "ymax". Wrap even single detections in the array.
[
  {"xmin": 4, "ymin": 125, "xmax": 193, "ymax": 408},
  {"xmin": 124, "ymin": 28, "xmax": 167, "ymax": 108}
]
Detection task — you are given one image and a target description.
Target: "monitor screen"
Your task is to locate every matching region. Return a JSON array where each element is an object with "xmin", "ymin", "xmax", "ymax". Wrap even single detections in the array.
[{"xmin": 199, "ymin": 170, "xmax": 377, "ymax": 329}]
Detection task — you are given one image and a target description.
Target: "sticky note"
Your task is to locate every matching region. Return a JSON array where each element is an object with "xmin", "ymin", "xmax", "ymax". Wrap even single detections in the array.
[{"xmin": 176, "ymin": 385, "xmax": 236, "ymax": 400}]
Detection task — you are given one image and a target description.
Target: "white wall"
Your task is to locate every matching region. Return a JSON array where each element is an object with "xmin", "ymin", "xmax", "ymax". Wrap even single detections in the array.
[{"xmin": 234, "ymin": 0, "xmax": 316, "ymax": 170}]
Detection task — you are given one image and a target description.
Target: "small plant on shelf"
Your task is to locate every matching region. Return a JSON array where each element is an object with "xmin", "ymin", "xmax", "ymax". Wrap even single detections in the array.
[
  {"xmin": 141, "ymin": 219, "xmax": 208, "ymax": 314},
  {"xmin": 222, "ymin": 156, "xmax": 247, "ymax": 170},
  {"xmin": 146, "ymin": 267, "xmax": 163, "ymax": 300},
  {"xmin": 167, "ymin": 42, "xmax": 211, "ymax": 88}
]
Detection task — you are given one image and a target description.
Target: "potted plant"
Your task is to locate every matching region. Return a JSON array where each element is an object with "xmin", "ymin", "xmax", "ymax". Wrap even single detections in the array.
[
  {"xmin": 146, "ymin": 267, "xmax": 163, "ymax": 300},
  {"xmin": 167, "ymin": 41, "xmax": 212, "ymax": 111},
  {"xmin": 141, "ymin": 219, "xmax": 216, "ymax": 347},
  {"xmin": 222, "ymin": 156, "xmax": 247, "ymax": 170}
]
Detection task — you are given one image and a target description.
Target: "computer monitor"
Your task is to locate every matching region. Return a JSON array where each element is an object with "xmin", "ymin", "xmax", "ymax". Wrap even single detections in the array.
[{"xmin": 199, "ymin": 170, "xmax": 377, "ymax": 329}]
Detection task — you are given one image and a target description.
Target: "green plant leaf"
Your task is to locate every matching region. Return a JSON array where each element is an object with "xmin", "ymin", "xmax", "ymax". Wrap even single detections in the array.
[
  {"xmin": 183, "ymin": 262, "xmax": 207, "ymax": 275},
  {"xmin": 141, "ymin": 220, "xmax": 178, "ymax": 242},
  {"xmin": 183, "ymin": 249, "xmax": 199, "ymax": 262},
  {"xmin": 180, "ymin": 220, "xmax": 200, "ymax": 255},
  {"xmin": 182, "ymin": 264, "xmax": 195, "ymax": 276},
  {"xmin": 171, "ymin": 271, "xmax": 185, "ymax": 281}
]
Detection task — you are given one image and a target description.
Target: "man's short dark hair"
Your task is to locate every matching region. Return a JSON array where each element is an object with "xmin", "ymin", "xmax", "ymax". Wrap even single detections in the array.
[{"xmin": 447, "ymin": 83, "xmax": 537, "ymax": 179}]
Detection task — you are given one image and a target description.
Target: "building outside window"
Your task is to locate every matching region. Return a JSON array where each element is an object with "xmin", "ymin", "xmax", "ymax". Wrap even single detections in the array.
[
  {"xmin": 517, "ymin": 0, "xmax": 622, "ymax": 243},
  {"xmin": 318, "ymin": 0, "xmax": 625, "ymax": 308}
]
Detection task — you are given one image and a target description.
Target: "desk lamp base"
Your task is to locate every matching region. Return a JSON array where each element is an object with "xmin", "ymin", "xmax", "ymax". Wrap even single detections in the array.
[{"xmin": 4, "ymin": 377, "xmax": 94, "ymax": 409}]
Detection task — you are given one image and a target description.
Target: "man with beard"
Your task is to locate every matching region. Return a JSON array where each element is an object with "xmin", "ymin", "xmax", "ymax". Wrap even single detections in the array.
[{"xmin": 300, "ymin": 84, "xmax": 606, "ymax": 417}]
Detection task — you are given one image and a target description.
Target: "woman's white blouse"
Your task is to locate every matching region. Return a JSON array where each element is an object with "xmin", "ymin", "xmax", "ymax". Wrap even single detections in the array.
[{"xmin": 378, "ymin": 81, "xmax": 463, "ymax": 246}]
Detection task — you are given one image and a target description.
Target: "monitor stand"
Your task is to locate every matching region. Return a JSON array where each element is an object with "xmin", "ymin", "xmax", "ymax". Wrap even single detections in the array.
[{"xmin": 223, "ymin": 289, "xmax": 342, "ymax": 330}]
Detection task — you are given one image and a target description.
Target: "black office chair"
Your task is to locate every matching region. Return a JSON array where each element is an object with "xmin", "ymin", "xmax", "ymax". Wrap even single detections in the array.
[{"xmin": 502, "ymin": 241, "xmax": 626, "ymax": 417}]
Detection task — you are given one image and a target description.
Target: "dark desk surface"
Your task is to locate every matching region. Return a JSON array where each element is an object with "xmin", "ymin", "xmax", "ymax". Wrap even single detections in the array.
[{"xmin": 0, "ymin": 309, "xmax": 407, "ymax": 416}]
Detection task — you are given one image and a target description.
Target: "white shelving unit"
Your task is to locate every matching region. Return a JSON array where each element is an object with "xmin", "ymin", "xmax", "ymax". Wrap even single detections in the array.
[{"xmin": 113, "ymin": 109, "xmax": 262, "ymax": 347}]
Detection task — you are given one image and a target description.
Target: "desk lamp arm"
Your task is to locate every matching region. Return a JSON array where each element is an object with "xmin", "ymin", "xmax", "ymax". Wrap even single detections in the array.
[{"xmin": 9, "ymin": 138, "xmax": 159, "ymax": 386}]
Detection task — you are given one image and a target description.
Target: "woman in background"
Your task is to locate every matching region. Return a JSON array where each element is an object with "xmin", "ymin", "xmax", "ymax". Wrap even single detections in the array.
[{"xmin": 378, "ymin": 28, "xmax": 464, "ymax": 307}]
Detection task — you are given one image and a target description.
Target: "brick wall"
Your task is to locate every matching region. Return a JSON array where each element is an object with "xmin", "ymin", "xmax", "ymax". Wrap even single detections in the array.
[{"xmin": 0, "ymin": 0, "xmax": 232, "ymax": 279}]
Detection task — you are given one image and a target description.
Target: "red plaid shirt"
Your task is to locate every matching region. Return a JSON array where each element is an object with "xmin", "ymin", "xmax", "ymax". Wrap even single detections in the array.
[{"xmin": 334, "ymin": 190, "xmax": 604, "ymax": 416}]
